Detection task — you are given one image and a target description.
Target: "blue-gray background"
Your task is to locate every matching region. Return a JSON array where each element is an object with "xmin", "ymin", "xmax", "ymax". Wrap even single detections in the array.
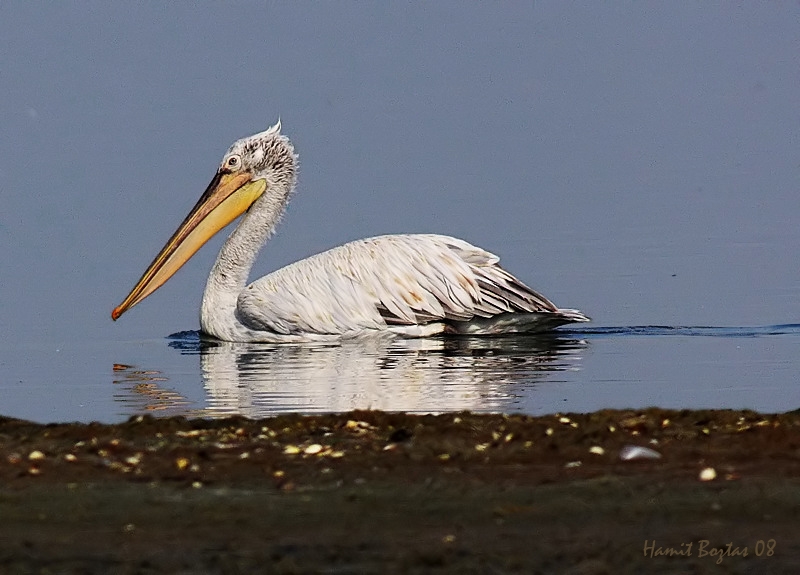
[{"xmin": 1, "ymin": 3, "xmax": 798, "ymax": 421}]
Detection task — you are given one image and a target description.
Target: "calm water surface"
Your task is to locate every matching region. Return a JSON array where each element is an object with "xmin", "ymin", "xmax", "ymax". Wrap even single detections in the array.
[
  {"xmin": 2, "ymin": 324, "xmax": 798, "ymax": 423},
  {"xmin": 1, "ymin": 4, "xmax": 798, "ymax": 423}
]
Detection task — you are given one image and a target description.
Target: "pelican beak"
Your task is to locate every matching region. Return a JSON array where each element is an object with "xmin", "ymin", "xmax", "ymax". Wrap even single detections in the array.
[{"xmin": 112, "ymin": 171, "xmax": 267, "ymax": 320}]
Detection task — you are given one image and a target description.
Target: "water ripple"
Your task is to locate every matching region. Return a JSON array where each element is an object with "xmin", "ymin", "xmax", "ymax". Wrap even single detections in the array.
[
  {"xmin": 167, "ymin": 324, "xmax": 800, "ymax": 348},
  {"xmin": 560, "ymin": 324, "xmax": 800, "ymax": 338}
]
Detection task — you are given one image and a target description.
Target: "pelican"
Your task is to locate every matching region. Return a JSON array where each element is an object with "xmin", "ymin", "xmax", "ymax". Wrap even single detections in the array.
[{"xmin": 112, "ymin": 122, "xmax": 589, "ymax": 342}]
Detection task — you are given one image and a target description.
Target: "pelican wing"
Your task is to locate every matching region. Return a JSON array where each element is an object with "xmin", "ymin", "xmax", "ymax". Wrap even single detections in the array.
[{"xmin": 235, "ymin": 234, "xmax": 564, "ymax": 336}]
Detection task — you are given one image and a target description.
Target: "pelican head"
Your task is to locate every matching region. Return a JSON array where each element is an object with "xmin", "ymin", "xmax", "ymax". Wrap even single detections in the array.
[{"xmin": 112, "ymin": 121, "xmax": 297, "ymax": 320}]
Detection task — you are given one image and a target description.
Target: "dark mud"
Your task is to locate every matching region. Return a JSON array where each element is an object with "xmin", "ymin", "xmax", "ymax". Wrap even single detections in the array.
[{"xmin": 1, "ymin": 408, "xmax": 799, "ymax": 573}]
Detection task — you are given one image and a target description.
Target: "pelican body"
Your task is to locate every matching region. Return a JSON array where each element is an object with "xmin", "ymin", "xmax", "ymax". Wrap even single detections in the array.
[{"xmin": 112, "ymin": 123, "xmax": 588, "ymax": 341}]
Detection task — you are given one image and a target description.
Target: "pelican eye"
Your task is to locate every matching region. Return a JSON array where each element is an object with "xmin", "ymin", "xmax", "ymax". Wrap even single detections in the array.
[{"xmin": 224, "ymin": 154, "xmax": 242, "ymax": 171}]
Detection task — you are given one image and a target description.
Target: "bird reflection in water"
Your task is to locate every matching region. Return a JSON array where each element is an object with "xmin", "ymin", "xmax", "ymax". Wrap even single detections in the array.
[
  {"xmin": 112, "ymin": 363, "xmax": 194, "ymax": 416},
  {"xmin": 117, "ymin": 332, "xmax": 585, "ymax": 418}
]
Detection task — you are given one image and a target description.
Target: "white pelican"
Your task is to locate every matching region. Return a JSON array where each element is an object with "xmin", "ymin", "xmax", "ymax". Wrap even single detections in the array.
[{"xmin": 112, "ymin": 122, "xmax": 589, "ymax": 341}]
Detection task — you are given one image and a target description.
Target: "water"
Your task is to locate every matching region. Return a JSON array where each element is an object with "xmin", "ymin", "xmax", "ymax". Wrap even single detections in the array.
[
  {"xmin": 2, "ymin": 325, "xmax": 797, "ymax": 423},
  {"xmin": 1, "ymin": 4, "xmax": 798, "ymax": 423}
]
